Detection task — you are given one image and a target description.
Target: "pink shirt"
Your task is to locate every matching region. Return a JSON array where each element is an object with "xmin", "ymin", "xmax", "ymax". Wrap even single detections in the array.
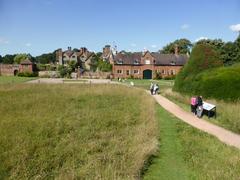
[{"xmin": 191, "ymin": 97, "xmax": 197, "ymax": 105}]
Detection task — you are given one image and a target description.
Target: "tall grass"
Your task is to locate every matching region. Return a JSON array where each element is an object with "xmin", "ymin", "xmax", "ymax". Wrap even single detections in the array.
[
  {"xmin": 0, "ymin": 84, "xmax": 158, "ymax": 179},
  {"xmin": 0, "ymin": 76, "xmax": 36, "ymax": 84},
  {"xmin": 162, "ymin": 88, "xmax": 240, "ymax": 134}
]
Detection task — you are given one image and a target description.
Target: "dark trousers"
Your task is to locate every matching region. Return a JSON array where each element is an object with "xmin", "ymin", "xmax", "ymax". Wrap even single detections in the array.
[{"xmin": 191, "ymin": 104, "xmax": 197, "ymax": 114}]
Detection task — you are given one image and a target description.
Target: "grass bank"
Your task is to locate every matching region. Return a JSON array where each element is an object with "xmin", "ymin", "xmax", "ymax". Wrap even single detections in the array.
[
  {"xmin": 144, "ymin": 105, "xmax": 240, "ymax": 179},
  {"xmin": 0, "ymin": 84, "xmax": 158, "ymax": 179},
  {"xmin": 0, "ymin": 76, "xmax": 37, "ymax": 84}
]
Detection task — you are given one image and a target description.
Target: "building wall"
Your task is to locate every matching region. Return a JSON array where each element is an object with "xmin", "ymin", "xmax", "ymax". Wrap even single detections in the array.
[
  {"xmin": 112, "ymin": 64, "xmax": 183, "ymax": 79},
  {"xmin": 0, "ymin": 64, "xmax": 19, "ymax": 76}
]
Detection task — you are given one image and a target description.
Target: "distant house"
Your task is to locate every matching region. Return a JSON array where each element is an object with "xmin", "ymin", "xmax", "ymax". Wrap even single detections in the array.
[
  {"xmin": 110, "ymin": 46, "xmax": 188, "ymax": 79},
  {"xmin": 56, "ymin": 47, "xmax": 94, "ymax": 70},
  {"xmin": 0, "ymin": 58, "xmax": 36, "ymax": 76}
]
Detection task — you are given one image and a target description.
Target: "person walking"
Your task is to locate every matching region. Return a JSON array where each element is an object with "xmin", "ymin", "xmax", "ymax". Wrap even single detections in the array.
[{"xmin": 190, "ymin": 96, "xmax": 197, "ymax": 114}]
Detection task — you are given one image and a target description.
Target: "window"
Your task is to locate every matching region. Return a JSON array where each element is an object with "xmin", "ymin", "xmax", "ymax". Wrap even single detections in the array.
[
  {"xmin": 134, "ymin": 59, "xmax": 139, "ymax": 65},
  {"xmin": 133, "ymin": 69, "xmax": 139, "ymax": 74},
  {"xmin": 117, "ymin": 59, "xmax": 123, "ymax": 64},
  {"xmin": 117, "ymin": 70, "xmax": 122, "ymax": 74},
  {"xmin": 162, "ymin": 70, "xmax": 165, "ymax": 74},
  {"xmin": 72, "ymin": 56, "xmax": 76, "ymax": 58},
  {"xmin": 145, "ymin": 60, "xmax": 150, "ymax": 64},
  {"xmin": 126, "ymin": 70, "xmax": 130, "ymax": 75}
]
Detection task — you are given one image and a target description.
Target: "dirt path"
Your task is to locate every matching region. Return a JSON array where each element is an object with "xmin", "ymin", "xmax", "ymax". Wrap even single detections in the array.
[{"xmin": 152, "ymin": 93, "xmax": 240, "ymax": 149}]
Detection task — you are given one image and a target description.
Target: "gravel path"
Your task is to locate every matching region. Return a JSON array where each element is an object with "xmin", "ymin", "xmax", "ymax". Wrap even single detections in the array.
[{"xmin": 152, "ymin": 93, "xmax": 240, "ymax": 149}]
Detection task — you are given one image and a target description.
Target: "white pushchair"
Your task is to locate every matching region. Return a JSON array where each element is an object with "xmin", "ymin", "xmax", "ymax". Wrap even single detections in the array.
[{"xmin": 196, "ymin": 106, "xmax": 203, "ymax": 118}]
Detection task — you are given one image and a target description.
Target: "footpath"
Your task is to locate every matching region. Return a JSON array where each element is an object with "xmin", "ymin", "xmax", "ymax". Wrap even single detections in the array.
[{"xmin": 152, "ymin": 93, "xmax": 240, "ymax": 149}]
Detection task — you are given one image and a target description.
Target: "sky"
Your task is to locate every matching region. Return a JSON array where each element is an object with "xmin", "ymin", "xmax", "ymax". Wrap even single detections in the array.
[{"xmin": 0, "ymin": 0, "xmax": 240, "ymax": 56}]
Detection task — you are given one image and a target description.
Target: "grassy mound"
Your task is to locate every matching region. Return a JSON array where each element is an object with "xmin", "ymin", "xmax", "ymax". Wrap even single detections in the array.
[{"xmin": 0, "ymin": 84, "xmax": 157, "ymax": 179}]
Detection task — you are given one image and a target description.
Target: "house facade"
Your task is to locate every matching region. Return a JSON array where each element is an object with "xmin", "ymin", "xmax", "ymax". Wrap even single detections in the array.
[
  {"xmin": 111, "ymin": 47, "xmax": 188, "ymax": 79},
  {"xmin": 56, "ymin": 47, "xmax": 94, "ymax": 70}
]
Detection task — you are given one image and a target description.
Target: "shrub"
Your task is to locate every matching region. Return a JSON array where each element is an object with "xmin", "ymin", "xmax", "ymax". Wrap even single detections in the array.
[
  {"xmin": 163, "ymin": 75, "xmax": 175, "ymax": 80},
  {"xmin": 17, "ymin": 72, "xmax": 38, "ymax": 77}
]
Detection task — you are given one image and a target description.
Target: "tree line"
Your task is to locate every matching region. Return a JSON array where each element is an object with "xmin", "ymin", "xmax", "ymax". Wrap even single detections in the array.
[{"xmin": 1, "ymin": 35, "xmax": 239, "ymax": 66}]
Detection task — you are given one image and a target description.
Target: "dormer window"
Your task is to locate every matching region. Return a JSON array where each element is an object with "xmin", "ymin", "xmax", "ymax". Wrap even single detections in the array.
[
  {"xmin": 170, "ymin": 61, "xmax": 176, "ymax": 65},
  {"xmin": 134, "ymin": 59, "xmax": 139, "ymax": 65},
  {"xmin": 117, "ymin": 59, "xmax": 123, "ymax": 64},
  {"xmin": 72, "ymin": 56, "xmax": 76, "ymax": 58}
]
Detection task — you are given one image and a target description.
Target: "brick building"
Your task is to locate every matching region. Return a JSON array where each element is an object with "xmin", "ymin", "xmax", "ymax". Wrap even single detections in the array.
[
  {"xmin": 56, "ymin": 47, "xmax": 94, "ymax": 70},
  {"xmin": 0, "ymin": 58, "xmax": 36, "ymax": 76},
  {"xmin": 111, "ymin": 47, "xmax": 188, "ymax": 79}
]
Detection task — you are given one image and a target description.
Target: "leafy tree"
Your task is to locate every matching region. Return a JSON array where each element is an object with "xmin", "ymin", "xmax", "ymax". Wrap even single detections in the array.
[
  {"xmin": 14, "ymin": 53, "xmax": 29, "ymax": 64},
  {"xmin": 98, "ymin": 60, "xmax": 112, "ymax": 72},
  {"xmin": 72, "ymin": 48, "xmax": 80, "ymax": 52},
  {"xmin": 160, "ymin": 39, "xmax": 192, "ymax": 54},
  {"xmin": 2, "ymin": 54, "xmax": 16, "ymax": 64},
  {"xmin": 35, "ymin": 50, "xmax": 56, "ymax": 64},
  {"xmin": 0, "ymin": 55, "xmax": 2, "ymax": 63}
]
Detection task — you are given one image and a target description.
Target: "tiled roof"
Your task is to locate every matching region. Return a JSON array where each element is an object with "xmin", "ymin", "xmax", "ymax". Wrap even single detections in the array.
[
  {"xmin": 151, "ymin": 53, "xmax": 188, "ymax": 66},
  {"xmin": 114, "ymin": 52, "xmax": 142, "ymax": 65},
  {"xmin": 114, "ymin": 52, "xmax": 188, "ymax": 66}
]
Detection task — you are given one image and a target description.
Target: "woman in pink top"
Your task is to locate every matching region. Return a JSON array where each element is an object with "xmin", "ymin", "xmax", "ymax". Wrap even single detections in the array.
[{"xmin": 191, "ymin": 97, "xmax": 197, "ymax": 114}]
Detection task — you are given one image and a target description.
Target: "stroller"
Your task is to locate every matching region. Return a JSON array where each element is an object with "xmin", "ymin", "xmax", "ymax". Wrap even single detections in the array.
[{"xmin": 196, "ymin": 106, "xmax": 203, "ymax": 118}]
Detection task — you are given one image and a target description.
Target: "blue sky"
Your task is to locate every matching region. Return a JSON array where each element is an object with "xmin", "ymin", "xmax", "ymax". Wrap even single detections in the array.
[{"xmin": 0, "ymin": 0, "xmax": 240, "ymax": 56}]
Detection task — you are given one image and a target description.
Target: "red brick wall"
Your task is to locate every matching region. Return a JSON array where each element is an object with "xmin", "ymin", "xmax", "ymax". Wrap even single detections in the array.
[
  {"xmin": 112, "ymin": 64, "xmax": 183, "ymax": 79},
  {"xmin": 0, "ymin": 64, "xmax": 19, "ymax": 76}
]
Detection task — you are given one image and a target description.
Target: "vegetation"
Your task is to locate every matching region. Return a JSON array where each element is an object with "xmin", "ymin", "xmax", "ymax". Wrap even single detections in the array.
[
  {"xmin": 14, "ymin": 53, "xmax": 30, "ymax": 64},
  {"xmin": 97, "ymin": 59, "xmax": 112, "ymax": 72},
  {"xmin": 2, "ymin": 54, "xmax": 16, "ymax": 64},
  {"xmin": 0, "ymin": 76, "xmax": 36, "ymax": 84},
  {"xmin": 0, "ymin": 84, "xmax": 158, "ymax": 179},
  {"xmin": 196, "ymin": 36, "xmax": 240, "ymax": 65},
  {"xmin": 160, "ymin": 38, "xmax": 192, "ymax": 54},
  {"xmin": 35, "ymin": 51, "xmax": 56, "ymax": 64},
  {"xmin": 18, "ymin": 72, "xmax": 38, "ymax": 77},
  {"xmin": 144, "ymin": 105, "xmax": 240, "ymax": 179},
  {"xmin": 174, "ymin": 43, "xmax": 229, "ymax": 99}
]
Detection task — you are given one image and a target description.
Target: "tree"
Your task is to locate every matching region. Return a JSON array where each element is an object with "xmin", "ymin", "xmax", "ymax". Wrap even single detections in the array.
[
  {"xmin": 14, "ymin": 53, "xmax": 29, "ymax": 64},
  {"xmin": 0, "ymin": 55, "xmax": 2, "ymax": 63},
  {"xmin": 2, "ymin": 54, "xmax": 16, "ymax": 64},
  {"xmin": 35, "ymin": 50, "xmax": 56, "ymax": 64},
  {"xmin": 160, "ymin": 39, "xmax": 192, "ymax": 54}
]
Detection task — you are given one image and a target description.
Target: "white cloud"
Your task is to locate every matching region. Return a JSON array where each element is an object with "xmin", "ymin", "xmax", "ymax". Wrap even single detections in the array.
[
  {"xmin": 181, "ymin": 24, "xmax": 190, "ymax": 30},
  {"xmin": 151, "ymin": 45, "xmax": 157, "ymax": 48},
  {"xmin": 130, "ymin": 43, "xmax": 136, "ymax": 47},
  {"xmin": 25, "ymin": 43, "xmax": 32, "ymax": 47},
  {"xmin": 230, "ymin": 24, "xmax": 240, "ymax": 32},
  {"xmin": 195, "ymin": 37, "xmax": 208, "ymax": 42},
  {"xmin": 0, "ymin": 37, "xmax": 9, "ymax": 44}
]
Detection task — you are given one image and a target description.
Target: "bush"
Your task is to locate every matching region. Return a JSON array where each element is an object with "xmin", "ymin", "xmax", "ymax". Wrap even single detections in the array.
[
  {"xmin": 163, "ymin": 75, "xmax": 175, "ymax": 80},
  {"xmin": 17, "ymin": 72, "xmax": 38, "ymax": 77},
  {"xmin": 174, "ymin": 43, "xmax": 223, "ymax": 96},
  {"xmin": 174, "ymin": 64, "xmax": 240, "ymax": 101}
]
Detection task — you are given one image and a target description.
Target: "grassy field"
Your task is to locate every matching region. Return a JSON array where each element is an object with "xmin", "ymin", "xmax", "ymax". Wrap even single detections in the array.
[
  {"xmin": 0, "ymin": 76, "xmax": 37, "ymax": 84},
  {"xmin": 144, "ymin": 105, "xmax": 240, "ymax": 180},
  {"xmin": 0, "ymin": 84, "xmax": 158, "ymax": 179}
]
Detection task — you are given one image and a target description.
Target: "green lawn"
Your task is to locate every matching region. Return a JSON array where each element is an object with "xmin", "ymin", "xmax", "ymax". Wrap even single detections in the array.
[
  {"xmin": 0, "ymin": 76, "xmax": 37, "ymax": 84},
  {"xmin": 144, "ymin": 105, "xmax": 240, "ymax": 180},
  {"xmin": 0, "ymin": 84, "xmax": 157, "ymax": 179},
  {"xmin": 116, "ymin": 79, "xmax": 174, "ymax": 90}
]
